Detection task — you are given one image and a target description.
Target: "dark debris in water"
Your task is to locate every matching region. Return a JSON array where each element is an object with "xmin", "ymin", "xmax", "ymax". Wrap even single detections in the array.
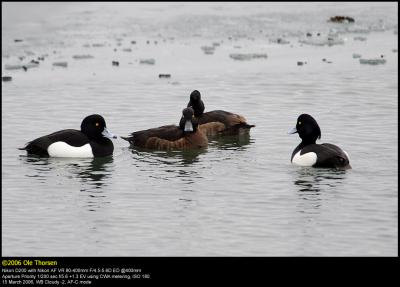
[
  {"xmin": 359, "ymin": 58, "xmax": 386, "ymax": 65},
  {"xmin": 72, "ymin": 54, "xmax": 94, "ymax": 59},
  {"xmin": 229, "ymin": 53, "xmax": 268, "ymax": 61},
  {"xmin": 139, "ymin": 58, "xmax": 155, "ymax": 65},
  {"xmin": 201, "ymin": 46, "xmax": 215, "ymax": 55},
  {"xmin": 5, "ymin": 62, "xmax": 39, "ymax": 70},
  {"xmin": 52, "ymin": 61, "xmax": 68, "ymax": 67},
  {"xmin": 354, "ymin": 36, "xmax": 367, "ymax": 41},
  {"xmin": 159, "ymin": 74, "xmax": 171, "ymax": 78},
  {"xmin": 329, "ymin": 16, "xmax": 355, "ymax": 23},
  {"xmin": 92, "ymin": 43, "xmax": 105, "ymax": 47},
  {"xmin": 269, "ymin": 38, "xmax": 290, "ymax": 44}
]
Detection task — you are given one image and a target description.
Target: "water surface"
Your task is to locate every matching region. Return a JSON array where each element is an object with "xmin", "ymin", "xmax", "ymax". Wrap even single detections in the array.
[{"xmin": 2, "ymin": 2, "xmax": 398, "ymax": 256}]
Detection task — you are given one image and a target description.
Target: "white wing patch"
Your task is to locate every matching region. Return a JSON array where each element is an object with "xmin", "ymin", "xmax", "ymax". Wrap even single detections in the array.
[
  {"xmin": 292, "ymin": 150, "xmax": 317, "ymax": 166},
  {"xmin": 48, "ymin": 142, "xmax": 94, "ymax": 158}
]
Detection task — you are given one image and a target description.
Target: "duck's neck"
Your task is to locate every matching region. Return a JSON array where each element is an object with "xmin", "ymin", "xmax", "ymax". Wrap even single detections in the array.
[
  {"xmin": 300, "ymin": 138, "xmax": 316, "ymax": 148},
  {"xmin": 190, "ymin": 101, "xmax": 204, "ymax": 117},
  {"xmin": 179, "ymin": 118, "xmax": 198, "ymax": 133},
  {"xmin": 292, "ymin": 139, "xmax": 316, "ymax": 160},
  {"xmin": 91, "ymin": 136, "xmax": 112, "ymax": 144}
]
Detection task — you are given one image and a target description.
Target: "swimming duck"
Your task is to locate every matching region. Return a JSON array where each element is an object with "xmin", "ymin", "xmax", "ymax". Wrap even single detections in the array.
[
  {"xmin": 121, "ymin": 107, "xmax": 208, "ymax": 150},
  {"xmin": 187, "ymin": 90, "xmax": 255, "ymax": 136},
  {"xmin": 20, "ymin": 114, "xmax": 116, "ymax": 157},
  {"xmin": 288, "ymin": 114, "xmax": 351, "ymax": 169}
]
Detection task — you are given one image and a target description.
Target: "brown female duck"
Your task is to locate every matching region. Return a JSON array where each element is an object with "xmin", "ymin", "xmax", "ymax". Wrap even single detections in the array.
[
  {"xmin": 187, "ymin": 90, "xmax": 255, "ymax": 136},
  {"xmin": 122, "ymin": 107, "xmax": 209, "ymax": 150}
]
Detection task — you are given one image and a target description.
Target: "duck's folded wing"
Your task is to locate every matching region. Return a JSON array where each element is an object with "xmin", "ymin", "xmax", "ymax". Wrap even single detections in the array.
[
  {"xmin": 199, "ymin": 110, "xmax": 248, "ymax": 127},
  {"xmin": 123, "ymin": 125, "xmax": 183, "ymax": 146},
  {"xmin": 198, "ymin": 122, "xmax": 226, "ymax": 136},
  {"xmin": 145, "ymin": 136, "xmax": 186, "ymax": 150},
  {"xmin": 301, "ymin": 143, "xmax": 350, "ymax": 168},
  {"xmin": 20, "ymin": 129, "xmax": 88, "ymax": 155},
  {"xmin": 145, "ymin": 131, "xmax": 208, "ymax": 150}
]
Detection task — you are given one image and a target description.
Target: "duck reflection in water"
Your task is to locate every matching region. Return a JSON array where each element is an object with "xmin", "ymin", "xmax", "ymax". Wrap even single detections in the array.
[
  {"xmin": 209, "ymin": 133, "xmax": 254, "ymax": 150},
  {"xmin": 21, "ymin": 155, "xmax": 114, "ymax": 189},
  {"xmin": 293, "ymin": 168, "xmax": 347, "ymax": 213},
  {"xmin": 74, "ymin": 156, "xmax": 114, "ymax": 188},
  {"xmin": 127, "ymin": 146, "xmax": 207, "ymax": 166},
  {"xmin": 127, "ymin": 147, "xmax": 207, "ymax": 185},
  {"xmin": 294, "ymin": 167, "xmax": 347, "ymax": 193}
]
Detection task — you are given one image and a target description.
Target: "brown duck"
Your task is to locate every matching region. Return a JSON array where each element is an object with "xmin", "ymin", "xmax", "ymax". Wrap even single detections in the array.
[
  {"xmin": 187, "ymin": 90, "xmax": 255, "ymax": 137},
  {"xmin": 121, "ymin": 107, "xmax": 210, "ymax": 150}
]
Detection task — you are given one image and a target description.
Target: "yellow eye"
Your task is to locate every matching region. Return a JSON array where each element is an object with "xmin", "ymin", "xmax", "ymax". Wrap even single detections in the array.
[
  {"xmin": 95, "ymin": 122, "xmax": 99, "ymax": 127},
  {"xmin": 298, "ymin": 121, "xmax": 301, "ymax": 125}
]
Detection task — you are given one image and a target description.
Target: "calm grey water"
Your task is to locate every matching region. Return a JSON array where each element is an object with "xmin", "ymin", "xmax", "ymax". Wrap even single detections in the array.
[{"xmin": 2, "ymin": 2, "xmax": 398, "ymax": 256}]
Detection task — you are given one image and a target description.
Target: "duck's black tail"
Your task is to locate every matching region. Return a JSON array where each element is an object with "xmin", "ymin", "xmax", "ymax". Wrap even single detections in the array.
[
  {"xmin": 120, "ymin": 136, "xmax": 133, "ymax": 144},
  {"xmin": 18, "ymin": 143, "xmax": 49, "ymax": 156},
  {"xmin": 221, "ymin": 123, "xmax": 255, "ymax": 135},
  {"xmin": 240, "ymin": 123, "xmax": 256, "ymax": 129}
]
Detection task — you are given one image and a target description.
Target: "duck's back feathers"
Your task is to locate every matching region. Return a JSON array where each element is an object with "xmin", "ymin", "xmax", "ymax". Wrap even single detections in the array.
[
  {"xmin": 122, "ymin": 125, "xmax": 184, "ymax": 147},
  {"xmin": 198, "ymin": 122, "xmax": 226, "ymax": 136},
  {"xmin": 20, "ymin": 129, "xmax": 89, "ymax": 156},
  {"xmin": 297, "ymin": 143, "xmax": 351, "ymax": 169},
  {"xmin": 198, "ymin": 110, "xmax": 245, "ymax": 125},
  {"xmin": 317, "ymin": 143, "xmax": 351, "ymax": 168},
  {"xmin": 198, "ymin": 110, "xmax": 255, "ymax": 135}
]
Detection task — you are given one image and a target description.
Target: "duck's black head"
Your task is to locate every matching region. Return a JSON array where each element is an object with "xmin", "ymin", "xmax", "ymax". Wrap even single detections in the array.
[
  {"xmin": 190, "ymin": 90, "xmax": 201, "ymax": 102},
  {"xmin": 81, "ymin": 114, "xmax": 117, "ymax": 140},
  {"xmin": 289, "ymin": 114, "xmax": 321, "ymax": 143},
  {"xmin": 188, "ymin": 90, "xmax": 205, "ymax": 117},
  {"xmin": 179, "ymin": 107, "xmax": 198, "ymax": 133}
]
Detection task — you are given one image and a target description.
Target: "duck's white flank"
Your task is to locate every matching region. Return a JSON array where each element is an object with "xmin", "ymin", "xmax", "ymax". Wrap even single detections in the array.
[
  {"xmin": 47, "ymin": 142, "xmax": 94, "ymax": 158},
  {"xmin": 292, "ymin": 150, "xmax": 317, "ymax": 166}
]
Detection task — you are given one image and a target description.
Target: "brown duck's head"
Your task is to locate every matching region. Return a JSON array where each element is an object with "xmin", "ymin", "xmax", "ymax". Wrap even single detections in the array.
[{"xmin": 179, "ymin": 107, "xmax": 198, "ymax": 133}]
